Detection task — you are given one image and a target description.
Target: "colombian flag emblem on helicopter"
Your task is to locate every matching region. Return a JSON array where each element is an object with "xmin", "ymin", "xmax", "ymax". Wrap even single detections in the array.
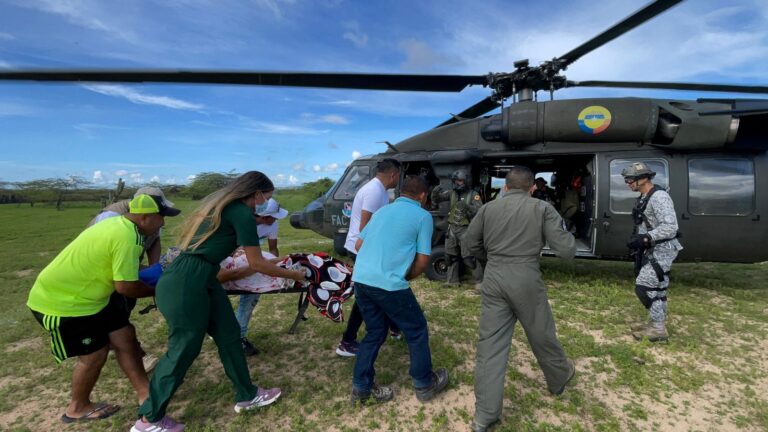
[{"xmin": 578, "ymin": 105, "xmax": 612, "ymax": 135}]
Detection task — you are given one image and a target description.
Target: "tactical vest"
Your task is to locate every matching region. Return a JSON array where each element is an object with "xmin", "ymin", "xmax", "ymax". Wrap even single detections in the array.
[
  {"xmin": 631, "ymin": 185, "xmax": 679, "ymax": 281},
  {"xmin": 448, "ymin": 190, "xmax": 474, "ymax": 226}
]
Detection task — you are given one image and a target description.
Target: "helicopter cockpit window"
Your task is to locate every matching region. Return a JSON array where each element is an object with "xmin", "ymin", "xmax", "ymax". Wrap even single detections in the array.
[
  {"xmin": 333, "ymin": 165, "xmax": 371, "ymax": 200},
  {"xmin": 688, "ymin": 158, "xmax": 754, "ymax": 216},
  {"xmin": 609, "ymin": 159, "xmax": 669, "ymax": 214}
]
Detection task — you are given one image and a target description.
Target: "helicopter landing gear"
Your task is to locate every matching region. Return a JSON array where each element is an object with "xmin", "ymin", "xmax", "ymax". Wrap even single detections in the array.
[{"xmin": 425, "ymin": 245, "xmax": 448, "ymax": 282}]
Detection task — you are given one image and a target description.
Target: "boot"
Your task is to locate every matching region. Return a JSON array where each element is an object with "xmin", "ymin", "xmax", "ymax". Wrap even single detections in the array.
[
  {"xmin": 629, "ymin": 321, "xmax": 650, "ymax": 332},
  {"xmin": 632, "ymin": 324, "xmax": 668, "ymax": 342},
  {"xmin": 472, "ymin": 283, "xmax": 482, "ymax": 295}
]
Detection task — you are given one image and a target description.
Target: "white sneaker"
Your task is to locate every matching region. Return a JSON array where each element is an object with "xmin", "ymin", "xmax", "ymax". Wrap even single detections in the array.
[
  {"xmin": 234, "ymin": 387, "xmax": 282, "ymax": 413},
  {"xmin": 131, "ymin": 415, "xmax": 185, "ymax": 432}
]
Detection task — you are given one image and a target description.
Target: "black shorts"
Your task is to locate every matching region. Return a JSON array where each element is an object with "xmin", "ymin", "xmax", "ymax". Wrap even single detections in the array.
[
  {"xmin": 108, "ymin": 290, "xmax": 137, "ymax": 317},
  {"xmin": 31, "ymin": 298, "xmax": 130, "ymax": 363}
]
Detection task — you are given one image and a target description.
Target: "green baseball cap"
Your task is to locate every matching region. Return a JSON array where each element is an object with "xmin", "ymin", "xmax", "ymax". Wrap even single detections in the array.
[{"xmin": 129, "ymin": 194, "xmax": 181, "ymax": 216}]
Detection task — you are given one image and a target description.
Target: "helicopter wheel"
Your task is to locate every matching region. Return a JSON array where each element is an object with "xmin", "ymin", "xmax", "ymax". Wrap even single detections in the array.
[{"xmin": 425, "ymin": 245, "xmax": 448, "ymax": 282}]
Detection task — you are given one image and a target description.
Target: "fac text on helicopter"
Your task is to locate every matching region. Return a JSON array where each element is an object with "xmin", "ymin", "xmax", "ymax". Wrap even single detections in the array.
[{"xmin": 1, "ymin": 0, "xmax": 767, "ymax": 281}]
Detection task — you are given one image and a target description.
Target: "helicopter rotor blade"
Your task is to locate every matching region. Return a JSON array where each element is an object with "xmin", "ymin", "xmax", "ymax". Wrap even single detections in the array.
[
  {"xmin": 436, "ymin": 96, "xmax": 500, "ymax": 127},
  {"xmin": 555, "ymin": 0, "xmax": 683, "ymax": 70},
  {"xmin": 698, "ymin": 100, "xmax": 768, "ymax": 117},
  {"xmin": 566, "ymin": 80, "xmax": 768, "ymax": 95},
  {"xmin": 0, "ymin": 70, "xmax": 488, "ymax": 92}
]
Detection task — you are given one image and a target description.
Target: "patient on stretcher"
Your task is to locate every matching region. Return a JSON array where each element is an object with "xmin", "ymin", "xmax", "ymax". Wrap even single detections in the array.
[
  {"xmin": 220, "ymin": 247, "xmax": 356, "ymax": 322},
  {"xmin": 219, "ymin": 248, "xmax": 288, "ymax": 293}
]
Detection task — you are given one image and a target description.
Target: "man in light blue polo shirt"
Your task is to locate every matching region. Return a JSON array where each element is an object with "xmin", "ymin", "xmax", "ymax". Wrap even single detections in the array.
[{"xmin": 350, "ymin": 175, "xmax": 449, "ymax": 405}]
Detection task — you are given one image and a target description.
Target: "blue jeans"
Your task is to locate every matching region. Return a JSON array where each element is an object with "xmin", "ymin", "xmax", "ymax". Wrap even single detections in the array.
[
  {"xmin": 235, "ymin": 294, "xmax": 261, "ymax": 338},
  {"xmin": 352, "ymin": 282, "xmax": 433, "ymax": 393}
]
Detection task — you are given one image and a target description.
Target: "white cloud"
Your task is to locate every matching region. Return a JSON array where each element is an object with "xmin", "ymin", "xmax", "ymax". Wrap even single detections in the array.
[
  {"xmin": 351, "ymin": 150, "xmax": 362, "ymax": 160},
  {"xmin": 326, "ymin": 99, "xmax": 355, "ymax": 106},
  {"xmin": 312, "ymin": 164, "xmax": 322, "ymax": 172},
  {"xmin": 0, "ymin": 101, "xmax": 37, "ymax": 117},
  {"xmin": 114, "ymin": 169, "xmax": 129, "ymax": 176},
  {"xmin": 324, "ymin": 162, "xmax": 339, "ymax": 171},
  {"xmin": 274, "ymin": 173, "xmax": 302, "ymax": 186},
  {"xmin": 319, "ymin": 114, "xmax": 349, "ymax": 124},
  {"xmin": 92, "ymin": 170, "xmax": 103, "ymax": 182},
  {"xmin": 300, "ymin": 113, "xmax": 350, "ymax": 125},
  {"xmin": 187, "ymin": 174, "xmax": 197, "ymax": 181},
  {"xmin": 246, "ymin": 121, "xmax": 329, "ymax": 135},
  {"xmin": 292, "ymin": 163, "xmax": 304, "ymax": 171},
  {"xmin": 149, "ymin": 175, "xmax": 160, "ymax": 182},
  {"xmin": 82, "ymin": 85, "xmax": 204, "ymax": 111},
  {"xmin": 342, "ymin": 21, "xmax": 368, "ymax": 48},
  {"xmin": 19, "ymin": 0, "xmax": 138, "ymax": 42},
  {"xmin": 129, "ymin": 172, "xmax": 143, "ymax": 183},
  {"xmin": 254, "ymin": 0, "xmax": 296, "ymax": 20},
  {"xmin": 399, "ymin": 38, "xmax": 464, "ymax": 72}
]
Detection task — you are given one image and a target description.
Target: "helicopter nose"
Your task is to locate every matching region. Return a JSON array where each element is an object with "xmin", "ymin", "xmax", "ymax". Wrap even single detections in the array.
[{"xmin": 290, "ymin": 212, "xmax": 307, "ymax": 229}]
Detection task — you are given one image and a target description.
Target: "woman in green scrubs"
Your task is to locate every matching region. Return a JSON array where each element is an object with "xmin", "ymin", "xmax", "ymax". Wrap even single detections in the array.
[{"xmin": 134, "ymin": 171, "xmax": 306, "ymax": 431}]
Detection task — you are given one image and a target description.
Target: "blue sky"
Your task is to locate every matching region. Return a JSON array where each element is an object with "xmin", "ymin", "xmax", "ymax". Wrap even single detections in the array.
[{"xmin": 1, "ymin": 0, "xmax": 766, "ymax": 187}]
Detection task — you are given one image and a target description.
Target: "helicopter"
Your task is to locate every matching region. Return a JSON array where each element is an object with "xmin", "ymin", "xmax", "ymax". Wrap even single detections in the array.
[{"xmin": 2, "ymin": 0, "xmax": 767, "ymax": 281}]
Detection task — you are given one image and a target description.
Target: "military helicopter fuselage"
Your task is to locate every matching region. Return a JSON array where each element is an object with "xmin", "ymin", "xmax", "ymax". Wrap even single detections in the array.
[
  {"xmin": 2, "ymin": 0, "xmax": 766, "ymax": 280},
  {"xmin": 290, "ymin": 97, "xmax": 768, "ymax": 280}
]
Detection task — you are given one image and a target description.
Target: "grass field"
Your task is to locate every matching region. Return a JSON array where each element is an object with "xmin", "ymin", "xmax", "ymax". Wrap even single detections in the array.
[{"xmin": 1, "ymin": 199, "xmax": 767, "ymax": 431}]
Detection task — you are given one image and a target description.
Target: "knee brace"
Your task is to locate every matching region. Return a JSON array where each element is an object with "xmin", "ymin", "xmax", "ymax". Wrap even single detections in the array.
[{"xmin": 635, "ymin": 285, "xmax": 667, "ymax": 309}]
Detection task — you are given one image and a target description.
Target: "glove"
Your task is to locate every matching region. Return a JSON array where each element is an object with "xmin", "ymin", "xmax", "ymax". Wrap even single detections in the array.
[
  {"xmin": 627, "ymin": 234, "xmax": 652, "ymax": 249},
  {"xmin": 430, "ymin": 186, "xmax": 443, "ymax": 202}
]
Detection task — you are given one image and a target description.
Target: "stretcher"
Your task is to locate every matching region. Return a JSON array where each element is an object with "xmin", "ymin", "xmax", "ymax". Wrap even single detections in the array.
[{"xmin": 139, "ymin": 251, "xmax": 354, "ymax": 335}]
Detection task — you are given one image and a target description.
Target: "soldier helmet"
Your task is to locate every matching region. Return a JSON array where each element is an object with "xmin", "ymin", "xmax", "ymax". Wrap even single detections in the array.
[
  {"xmin": 621, "ymin": 162, "xmax": 656, "ymax": 180},
  {"xmin": 450, "ymin": 169, "xmax": 468, "ymax": 190}
]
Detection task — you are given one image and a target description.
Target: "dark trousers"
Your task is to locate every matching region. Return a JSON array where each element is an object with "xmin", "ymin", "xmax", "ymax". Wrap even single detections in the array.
[
  {"xmin": 342, "ymin": 252, "xmax": 398, "ymax": 342},
  {"xmin": 352, "ymin": 282, "xmax": 433, "ymax": 392},
  {"xmin": 137, "ymin": 254, "xmax": 257, "ymax": 422}
]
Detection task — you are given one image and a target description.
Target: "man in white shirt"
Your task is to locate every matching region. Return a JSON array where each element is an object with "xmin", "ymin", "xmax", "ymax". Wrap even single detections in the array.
[{"xmin": 336, "ymin": 159, "xmax": 402, "ymax": 357}]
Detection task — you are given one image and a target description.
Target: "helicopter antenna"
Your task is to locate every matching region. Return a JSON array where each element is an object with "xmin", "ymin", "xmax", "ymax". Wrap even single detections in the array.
[{"xmin": 377, "ymin": 141, "xmax": 399, "ymax": 153}]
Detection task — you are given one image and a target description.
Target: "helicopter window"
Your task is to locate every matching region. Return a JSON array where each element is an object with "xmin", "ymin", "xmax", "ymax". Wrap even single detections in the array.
[
  {"xmin": 609, "ymin": 159, "xmax": 669, "ymax": 214},
  {"xmin": 688, "ymin": 158, "xmax": 754, "ymax": 216},
  {"xmin": 333, "ymin": 165, "xmax": 371, "ymax": 200}
]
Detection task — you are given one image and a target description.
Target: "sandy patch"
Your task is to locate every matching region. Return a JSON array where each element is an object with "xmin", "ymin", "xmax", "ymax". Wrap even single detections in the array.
[{"xmin": 13, "ymin": 269, "xmax": 34, "ymax": 278}]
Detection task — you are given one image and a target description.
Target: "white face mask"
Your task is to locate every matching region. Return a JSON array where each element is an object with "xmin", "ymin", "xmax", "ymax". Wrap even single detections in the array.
[{"xmin": 254, "ymin": 192, "xmax": 269, "ymax": 214}]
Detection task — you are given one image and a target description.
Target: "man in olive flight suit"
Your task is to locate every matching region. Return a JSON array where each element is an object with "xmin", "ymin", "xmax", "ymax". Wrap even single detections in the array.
[
  {"xmin": 431, "ymin": 169, "xmax": 483, "ymax": 287},
  {"xmin": 465, "ymin": 166, "xmax": 576, "ymax": 432}
]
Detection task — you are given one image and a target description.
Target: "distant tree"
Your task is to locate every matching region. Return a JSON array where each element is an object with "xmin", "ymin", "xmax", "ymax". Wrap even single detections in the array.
[
  {"xmin": 16, "ymin": 179, "xmax": 55, "ymax": 206},
  {"xmin": 186, "ymin": 171, "xmax": 239, "ymax": 199},
  {"xmin": 303, "ymin": 177, "xmax": 335, "ymax": 197},
  {"xmin": 53, "ymin": 176, "xmax": 90, "ymax": 210},
  {"xmin": 104, "ymin": 178, "xmax": 125, "ymax": 207},
  {"xmin": 17, "ymin": 176, "xmax": 90, "ymax": 210}
]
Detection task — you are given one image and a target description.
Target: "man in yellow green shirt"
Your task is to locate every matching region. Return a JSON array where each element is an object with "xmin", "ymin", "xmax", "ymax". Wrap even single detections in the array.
[{"xmin": 27, "ymin": 194, "xmax": 180, "ymax": 424}]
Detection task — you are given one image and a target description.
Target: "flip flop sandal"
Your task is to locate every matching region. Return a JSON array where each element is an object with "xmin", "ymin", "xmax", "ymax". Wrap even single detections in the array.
[{"xmin": 60, "ymin": 402, "xmax": 121, "ymax": 423}]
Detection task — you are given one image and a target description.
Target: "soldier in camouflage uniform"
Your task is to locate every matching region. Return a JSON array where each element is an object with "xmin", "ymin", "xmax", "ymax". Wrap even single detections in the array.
[
  {"xmin": 623, "ymin": 162, "xmax": 682, "ymax": 342},
  {"xmin": 431, "ymin": 169, "xmax": 483, "ymax": 286}
]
